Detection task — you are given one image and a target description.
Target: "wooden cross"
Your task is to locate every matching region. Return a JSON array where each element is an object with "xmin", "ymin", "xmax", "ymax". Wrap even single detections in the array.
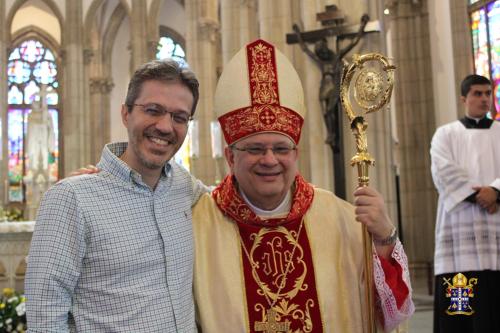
[
  {"xmin": 254, "ymin": 308, "xmax": 290, "ymax": 333},
  {"xmin": 286, "ymin": 5, "xmax": 380, "ymax": 45},
  {"xmin": 286, "ymin": 5, "xmax": 379, "ymax": 200}
]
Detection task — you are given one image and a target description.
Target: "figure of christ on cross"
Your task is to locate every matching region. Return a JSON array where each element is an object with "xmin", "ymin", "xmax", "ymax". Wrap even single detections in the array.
[{"xmin": 288, "ymin": 6, "xmax": 374, "ymax": 199}]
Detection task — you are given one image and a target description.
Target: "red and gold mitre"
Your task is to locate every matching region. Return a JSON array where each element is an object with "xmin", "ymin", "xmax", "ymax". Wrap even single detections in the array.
[{"xmin": 215, "ymin": 39, "xmax": 305, "ymax": 145}]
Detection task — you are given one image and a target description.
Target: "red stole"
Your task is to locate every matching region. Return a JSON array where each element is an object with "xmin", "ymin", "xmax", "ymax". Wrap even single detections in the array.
[{"xmin": 212, "ymin": 175, "xmax": 323, "ymax": 332}]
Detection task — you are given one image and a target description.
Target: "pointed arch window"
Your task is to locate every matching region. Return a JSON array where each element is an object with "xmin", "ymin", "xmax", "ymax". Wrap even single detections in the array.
[
  {"xmin": 468, "ymin": 0, "xmax": 500, "ymax": 118},
  {"xmin": 156, "ymin": 32, "xmax": 193, "ymax": 171},
  {"xmin": 7, "ymin": 39, "xmax": 60, "ymax": 202}
]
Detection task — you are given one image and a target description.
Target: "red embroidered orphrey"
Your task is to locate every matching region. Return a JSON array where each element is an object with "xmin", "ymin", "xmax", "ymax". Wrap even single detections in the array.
[
  {"xmin": 218, "ymin": 39, "xmax": 304, "ymax": 145},
  {"xmin": 212, "ymin": 175, "xmax": 323, "ymax": 332}
]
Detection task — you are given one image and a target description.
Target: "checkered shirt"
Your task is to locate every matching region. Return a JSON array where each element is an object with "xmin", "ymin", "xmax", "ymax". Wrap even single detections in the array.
[{"xmin": 26, "ymin": 142, "xmax": 207, "ymax": 332}]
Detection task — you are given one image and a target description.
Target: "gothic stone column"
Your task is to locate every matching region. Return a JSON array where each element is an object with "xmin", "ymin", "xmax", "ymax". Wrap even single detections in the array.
[
  {"xmin": 185, "ymin": 0, "xmax": 219, "ymax": 185},
  {"xmin": 257, "ymin": 0, "xmax": 293, "ymax": 57},
  {"xmin": 219, "ymin": 0, "xmax": 258, "ymax": 64},
  {"xmin": 386, "ymin": 0, "xmax": 437, "ymax": 267},
  {"xmin": 62, "ymin": 0, "xmax": 91, "ymax": 176},
  {"xmin": 0, "ymin": 0, "xmax": 7, "ymax": 204},
  {"xmin": 130, "ymin": 0, "xmax": 150, "ymax": 70},
  {"xmin": 89, "ymin": 77, "xmax": 114, "ymax": 163}
]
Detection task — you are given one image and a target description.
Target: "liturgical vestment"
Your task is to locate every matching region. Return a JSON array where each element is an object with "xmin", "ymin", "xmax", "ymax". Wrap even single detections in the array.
[
  {"xmin": 432, "ymin": 119, "xmax": 500, "ymax": 275},
  {"xmin": 193, "ymin": 176, "xmax": 414, "ymax": 333}
]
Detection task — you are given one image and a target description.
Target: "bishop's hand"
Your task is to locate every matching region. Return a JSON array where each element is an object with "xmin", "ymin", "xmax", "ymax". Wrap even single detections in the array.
[{"xmin": 353, "ymin": 186, "xmax": 396, "ymax": 259}]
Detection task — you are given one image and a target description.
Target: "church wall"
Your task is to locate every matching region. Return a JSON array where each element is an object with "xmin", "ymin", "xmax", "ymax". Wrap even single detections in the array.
[
  {"xmin": 428, "ymin": 0, "xmax": 459, "ymax": 127},
  {"xmin": 385, "ymin": 0, "xmax": 438, "ymax": 282},
  {"xmin": 1, "ymin": 0, "xmax": 9, "ymax": 206},
  {"xmin": 109, "ymin": 15, "xmax": 130, "ymax": 143},
  {"xmin": 11, "ymin": 4, "xmax": 60, "ymax": 43},
  {"xmin": 450, "ymin": 0, "xmax": 474, "ymax": 117},
  {"xmin": 291, "ymin": 0, "xmax": 333, "ymax": 192},
  {"xmin": 158, "ymin": 0, "xmax": 186, "ymax": 37}
]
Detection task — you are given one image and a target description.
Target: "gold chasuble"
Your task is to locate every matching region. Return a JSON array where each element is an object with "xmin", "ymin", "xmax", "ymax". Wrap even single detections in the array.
[{"xmin": 193, "ymin": 176, "xmax": 368, "ymax": 333}]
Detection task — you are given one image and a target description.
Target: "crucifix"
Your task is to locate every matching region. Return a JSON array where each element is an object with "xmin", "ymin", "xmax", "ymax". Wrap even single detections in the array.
[
  {"xmin": 287, "ymin": 5, "xmax": 379, "ymax": 199},
  {"xmin": 254, "ymin": 308, "xmax": 290, "ymax": 333}
]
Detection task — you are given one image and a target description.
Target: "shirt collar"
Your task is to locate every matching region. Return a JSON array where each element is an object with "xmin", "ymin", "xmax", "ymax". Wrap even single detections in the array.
[
  {"xmin": 460, "ymin": 116, "xmax": 493, "ymax": 129},
  {"xmin": 97, "ymin": 142, "xmax": 172, "ymax": 184},
  {"xmin": 239, "ymin": 188, "xmax": 292, "ymax": 219}
]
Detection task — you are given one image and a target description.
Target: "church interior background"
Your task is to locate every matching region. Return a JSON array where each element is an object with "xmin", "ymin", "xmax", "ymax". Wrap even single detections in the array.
[{"xmin": 0, "ymin": 0, "xmax": 498, "ymax": 319}]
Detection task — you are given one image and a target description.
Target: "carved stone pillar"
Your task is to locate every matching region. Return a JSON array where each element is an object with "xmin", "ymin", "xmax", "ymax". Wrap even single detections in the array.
[
  {"xmin": 185, "ymin": 0, "xmax": 220, "ymax": 185},
  {"xmin": 130, "ymin": 0, "xmax": 149, "ymax": 70},
  {"xmin": 292, "ymin": 0, "xmax": 332, "ymax": 191},
  {"xmin": 62, "ymin": 0, "xmax": 90, "ymax": 176},
  {"xmin": 0, "ymin": 0, "xmax": 7, "ymax": 204},
  {"xmin": 385, "ymin": 0, "xmax": 437, "ymax": 266},
  {"xmin": 89, "ymin": 77, "xmax": 114, "ymax": 163},
  {"xmin": 220, "ymin": 0, "xmax": 258, "ymax": 64},
  {"xmin": 257, "ymin": 0, "xmax": 293, "ymax": 56}
]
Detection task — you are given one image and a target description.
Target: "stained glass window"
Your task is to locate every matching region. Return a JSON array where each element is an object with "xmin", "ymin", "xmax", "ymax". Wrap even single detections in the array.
[
  {"xmin": 7, "ymin": 39, "xmax": 59, "ymax": 202},
  {"xmin": 156, "ymin": 36, "xmax": 187, "ymax": 68},
  {"xmin": 488, "ymin": 1, "xmax": 500, "ymax": 117},
  {"xmin": 156, "ymin": 34, "xmax": 193, "ymax": 171},
  {"xmin": 471, "ymin": 9, "xmax": 490, "ymax": 77},
  {"xmin": 470, "ymin": 0, "xmax": 500, "ymax": 119}
]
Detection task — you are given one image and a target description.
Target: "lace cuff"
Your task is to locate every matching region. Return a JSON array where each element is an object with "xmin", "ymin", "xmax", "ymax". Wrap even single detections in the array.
[{"xmin": 373, "ymin": 240, "xmax": 415, "ymax": 332}]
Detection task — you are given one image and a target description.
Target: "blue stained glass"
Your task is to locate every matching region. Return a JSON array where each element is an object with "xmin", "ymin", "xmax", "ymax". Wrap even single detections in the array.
[
  {"xmin": 8, "ymin": 61, "xmax": 30, "ymax": 84},
  {"xmin": 20, "ymin": 40, "xmax": 44, "ymax": 62},
  {"xmin": 487, "ymin": 0, "xmax": 500, "ymax": 118},
  {"xmin": 8, "ymin": 48, "xmax": 20, "ymax": 61},
  {"xmin": 24, "ymin": 81, "xmax": 40, "ymax": 104},
  {"xmin": 46, "ymin": 91, "xmax": 58, "ymax": 105},
  {"xmin": 156, "ymin": 36, "xmax": 188, "ymax": 68},
  {"xmin": 8, "ymin": 109, "xmax": 25, "ymax": 184},
  {"xmin": 44, "ymin": 49, "xmax": 55, "ymax": 61},
  {"xmin": 471, "ymin": 9, "xmax": 490, "ymax": 77},
  {"xmin": 173, "ymin": 46, "xmax": 185, "ymax": 58},
  {"xmin": 48, "ymin": 109, "xmax": 59, "ymax": 180},
  {"xmin": 8, "ymin": 86, "xmax": 23, "ymax": 104},
  {"xmin": 34, "ymin": 61, "xmax": 57, "ymax": 84},
  {"xmin": 7, "ymin": 39, "xmax": 61, "ymax": 200}
]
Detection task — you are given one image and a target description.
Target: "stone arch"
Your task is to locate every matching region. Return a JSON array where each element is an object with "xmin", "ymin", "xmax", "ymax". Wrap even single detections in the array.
[
  {"xmin": 102, "ymin": 3, "xmax": 129, "ymax": 76},
  {"xmin": 15, "ymin": 258, "xmax": 27, "ymax": 277},
  {"xmin": 10, "ymin": 26, "xmax": 61, "ymax": 57},
  {"xmin": 148, "ymin": 0, "xmax": 164, "ymax": 49},
  {"xmin": 159, "ymin": 25, "xmax": 186, "ymax": 50},
  {"xmin": 117, "ymin": 0, "xmax": 131, "ymax": 17},
  {"xmin": 6, "ymin": 0, "xmax": 64, "ymax": 45},
  {"xmin": 84, "ymin": 0, "xmax": 131, "ymax": 50},
  {"xmin": 84, "ymin": 0, "xmax": 106, "ymax": 49},
  {"xmin": 0, "ymin": 260, "xmax": 6, "ymax": 279}
]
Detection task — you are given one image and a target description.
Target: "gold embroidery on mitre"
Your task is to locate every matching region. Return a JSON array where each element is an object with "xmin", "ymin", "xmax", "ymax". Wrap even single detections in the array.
[
  {"xmin": 250, "ymin": 42, "xmax": 278, "ymax": 105},
  {"xmin": 443, "ymin": 273, "xmax": 478, "ymax": 316},
  {"xmin": 220, "ymin": 105, "xmax": 303, "ymax": 144}
]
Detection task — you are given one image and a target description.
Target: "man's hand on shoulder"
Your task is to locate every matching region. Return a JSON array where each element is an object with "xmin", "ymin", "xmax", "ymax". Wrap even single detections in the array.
[{"xmin": 68, "ymin": 165, "xmax": 100, "ymax": 177}]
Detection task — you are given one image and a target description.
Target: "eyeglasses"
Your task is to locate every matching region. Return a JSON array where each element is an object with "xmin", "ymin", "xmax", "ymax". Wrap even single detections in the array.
[
  {"xmin": 231, "ymin": 144, "xmax": 297, "ymax": 156},
  {"xmin": 130, "ymin": 103, "xmax": 192, "ymax": 126}
]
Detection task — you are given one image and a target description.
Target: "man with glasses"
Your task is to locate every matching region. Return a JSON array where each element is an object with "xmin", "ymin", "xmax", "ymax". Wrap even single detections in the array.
[
  {"xmin": 192, "ymin": 39, "xmax": 414, "ymax": 332},
  {"xmin": 25, "ymin": 59, "xmax": 205, "ymax": 332}
]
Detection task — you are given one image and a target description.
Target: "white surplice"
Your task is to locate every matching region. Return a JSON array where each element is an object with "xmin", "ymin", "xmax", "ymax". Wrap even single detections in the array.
[{"xmin": 431, "ymin": 120, "xmax": 500, "ymax": 275}]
